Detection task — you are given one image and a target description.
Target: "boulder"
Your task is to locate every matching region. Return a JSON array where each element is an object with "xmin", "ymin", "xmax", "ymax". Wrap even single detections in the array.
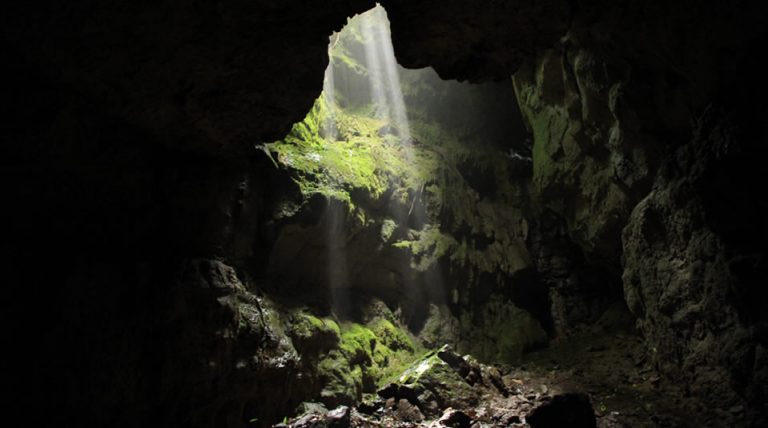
[{"xmin": 526, "ymin": 393, "xmax": 596, "ymax": 428}]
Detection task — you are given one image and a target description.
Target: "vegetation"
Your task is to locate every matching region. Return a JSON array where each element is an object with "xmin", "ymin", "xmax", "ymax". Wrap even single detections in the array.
[
  {"xmin": 287, "ymin": 308, "xmax": 423, "ymax": 405},
  {"xmin": 265, "ymin": 85, "xmax": 524, "ymax": 276}
]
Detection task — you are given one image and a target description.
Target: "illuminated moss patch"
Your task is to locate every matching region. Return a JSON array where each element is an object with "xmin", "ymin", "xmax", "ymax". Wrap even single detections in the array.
[{"xmin": 288, "ymin": 307, "xmax": 423, "ymax": 405}]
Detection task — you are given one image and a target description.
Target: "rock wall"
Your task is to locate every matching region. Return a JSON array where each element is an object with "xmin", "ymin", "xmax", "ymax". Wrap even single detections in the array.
[
  {"xmin": 384, "ymin": 0, "xmax": 768, "ymax": 420},
  {"xmin": 622, "ymin": 106, "xmax": 768, "ymax": 420}
]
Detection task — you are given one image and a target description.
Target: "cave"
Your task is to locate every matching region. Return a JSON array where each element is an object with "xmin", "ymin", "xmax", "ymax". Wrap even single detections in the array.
[{"xmin": 5, "ymin": 1, "xmax": 768, "ymax": 427}]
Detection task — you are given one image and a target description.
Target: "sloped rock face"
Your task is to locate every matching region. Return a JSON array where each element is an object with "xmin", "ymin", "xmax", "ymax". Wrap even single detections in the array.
[
  {"xmin": 512, "ymin": 48, "xmax": 659, "ymax": 267},
  {"xmin": 622, "ymin": 108, "xmax": 768, "ymax": 421},
  {"xmin": 511, "ymin": 47, "xmax": 661, "ymax": 334},
  {"xmin": 513, "ymin": 10, "xmax": 768, "ymax": 422},
  {"xmin": 419, "ymin": 299, "xmax": 548, "ymax": 365},
  {"xmin": 161, "ymin": 260, "xmax": 308, "ymax": 428},
  {"xmin": 43, "ymin": 257, "xmax": 312, "ymax": 427}
]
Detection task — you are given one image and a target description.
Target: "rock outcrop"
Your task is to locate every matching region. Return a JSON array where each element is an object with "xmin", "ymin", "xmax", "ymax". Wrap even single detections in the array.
[{"xmin": 622, "ymin": 108, "xmax": 768, "ymax": 421}]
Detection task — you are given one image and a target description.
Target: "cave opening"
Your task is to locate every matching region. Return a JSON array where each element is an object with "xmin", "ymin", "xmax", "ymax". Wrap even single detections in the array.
[{"xmin": 262, "ymin": 4, "xmax": 544, "ymax": 347}]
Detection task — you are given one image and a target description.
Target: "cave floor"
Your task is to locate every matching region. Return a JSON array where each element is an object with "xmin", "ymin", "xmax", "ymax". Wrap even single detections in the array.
[
  {"xmin": 280, "ymin": 329, "xmax": 739, "ymax": 427},
  {"xmin": 510, "ymin": 331, "xmax": 714, "ymax": 428}
]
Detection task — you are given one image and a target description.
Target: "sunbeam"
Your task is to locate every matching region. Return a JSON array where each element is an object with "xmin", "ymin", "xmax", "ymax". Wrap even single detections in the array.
[
  {"xmin": 326, "ymin": 198, "xmax": 350, "ymax": 316},
  {"xmin": 321, "ymin": 62, "xmax": 338, "ymax": 142}
]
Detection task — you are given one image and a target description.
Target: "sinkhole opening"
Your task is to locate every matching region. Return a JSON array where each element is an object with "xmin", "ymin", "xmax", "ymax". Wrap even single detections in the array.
[{"xmin": 263, "ymin": 4, "xmax": 540, "ymax": 337}]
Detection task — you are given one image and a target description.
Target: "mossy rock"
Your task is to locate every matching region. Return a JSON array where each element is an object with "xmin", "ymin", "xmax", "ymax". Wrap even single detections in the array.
[
  {"xmin": 338, "ymin": 319, "xmax": 420, "ymax": 386},
  {"xmin": 391, "ymin": 346, "xmax": 479, "ymax": 414},
  {"xmin": 289, "ymin": 312, "xmax": 341, "ymax": 354},
  {"xmin": 311, "ymin": 315, "xmax": 421, "ymax": 407},
  {"xmin": 370, "ymin": 318, "xmax": 414, "ymax": 352},
  {"xmin": 318, "ymin": 349, "xmax": 362, "ymax": 407},
  {"xmin": 339, "ymin": 323, "xmax": 377, "ymax": 365}
]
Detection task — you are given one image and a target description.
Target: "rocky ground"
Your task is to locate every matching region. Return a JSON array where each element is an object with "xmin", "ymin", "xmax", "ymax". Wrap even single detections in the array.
[{"xmin": 274, "ymin": 327, "xmax": 744, "ymax": 428}]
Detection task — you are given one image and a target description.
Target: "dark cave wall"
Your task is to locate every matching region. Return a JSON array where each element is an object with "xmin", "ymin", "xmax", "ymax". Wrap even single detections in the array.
[
  {"xmin": 3, "ymin": 0, "xmax": 768, "ymax": 426},
  {"xmin": 382, "ymin": 0, "xmax": 571, "ymax": 82},
  {"xmin": 3, "ymin": 0, "xmax": 376, "ymax": 155},
  {"xmin": 385, "ymin": 0, "xmax": 768, "ymax": 418},
  {"xmin": 4, "ymin": 55, "xmax": 306, "ymax": 427},
  {"xmin": 3, "ymin": 1, "xmax": 376, "ymax": 426}
]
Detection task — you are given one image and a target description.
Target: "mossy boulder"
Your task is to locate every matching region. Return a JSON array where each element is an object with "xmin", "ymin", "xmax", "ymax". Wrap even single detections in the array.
[
  {"xmin": 379, "ymin": 345, "xmax": 483, "ymax": 416},
  {"xmin": 317, "ymin": 349, "xmax": 364, "ymax": 407},
  {"xmin": 291, "ymin": 307, "xmax": 420, "ymax": 408},
  {"xmin": 339, "ymin": 323, "xmax": 377, "ymax": 365},
  {"xmin": 370, "ymin": 318, "xmax": 414, "ymax": 352},
  {"xmin": 289, "ymin": 312, "xmax": 341, "ymax": 355}
]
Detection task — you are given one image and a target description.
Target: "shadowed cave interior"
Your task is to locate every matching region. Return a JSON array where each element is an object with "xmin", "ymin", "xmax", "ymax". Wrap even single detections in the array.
[{"xmin": 4, "ymin": 1, "xmax": 768, "ymax": 427}]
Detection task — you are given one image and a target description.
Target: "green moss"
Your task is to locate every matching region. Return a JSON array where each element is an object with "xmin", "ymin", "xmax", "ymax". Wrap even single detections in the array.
[
  {"xmin": 331, "ymin": 50, "xmax": 367, "ymax": 76},
  {"xmin": 395, "ymin": 348, "xmax": 477, "ymax": 408},
  {"xmin": 289, "ymin": 311, "xmax": 341, "ymax": 353},
  {"xmin": 528, "ymin": 108, "xmax": 569, "ymax": 193},
  {"xmin": 339, "ymin": 320, "xmax": 420, "ymax": 384},
  {"xmin": 266, "ymin": 96, "xmax": 382, "ymax": 206},
  {"xmin": 380, "ymin": 218, "xmax": 397, "ymax": 242},
  {"xmin": 370, "ymin": 318, "xmax": 414, "ymax": 352},
  {"xmin": 369, "ymin": 318, "xmax": 421, "ymax": 386},
  {"xmin": 266, "ymin": 85, "xmax": 521, "ymax": 277},
  {"xmin": 393, "ymin": 225, "xmax": 458, "ymax": 271},
  {"xmin": 339, "ymin": 323, "xmax": 376, "ymax": 364},
  {"xmin": 294, "ymin": 313, "xmax": 340, "ymax": 337},
  {"xmin": 266, "ymin": 95, "xmax": 438, "ymax": 211},
  {"xmin": 311, "ymin": 315, "xmax": 422, "ymax": 405},
  {"xmin": 397, "ymin": 352, "xmax": 440, "ymax": 384},
  {"xmin": 318, "ymin": 349, "xmax": 362, "ymax": 405}
]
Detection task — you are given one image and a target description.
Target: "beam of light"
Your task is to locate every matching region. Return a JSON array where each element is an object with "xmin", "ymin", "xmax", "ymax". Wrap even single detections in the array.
[
  {"xmin": 321, "ymin": 60, "xmax": 338, "ymax": 142},
  {"xmin": 361, "ymin": 7, "xmax": 422, "ymax": 223},
  {"xmin": 326, "ymin": 198, "xmax": 350, "ymax": 315},
  {"xmin": 361, "ymin": 6, "xmax": 411, "ymax": 144},
  {"xmin": 322, "ymin": 37, "xmax": 347, "ymax": 316},
  {"xmin": 361, "ymin": 10, "xmax": 389, "ymax": 121},
  {"xmin": 323, "ymin": 4, "xmax": 445, "ymax": 317},
  {"xmin": 359, "ymin": 6, "xmax": 444, "ymax": 309},
  {"xmin": 369, "ymin": 7, "xmax": 411, "ymax": 145},
  {"xmin": 323, "ymin": 37, "xmax": 348, "ymax": 316}
]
